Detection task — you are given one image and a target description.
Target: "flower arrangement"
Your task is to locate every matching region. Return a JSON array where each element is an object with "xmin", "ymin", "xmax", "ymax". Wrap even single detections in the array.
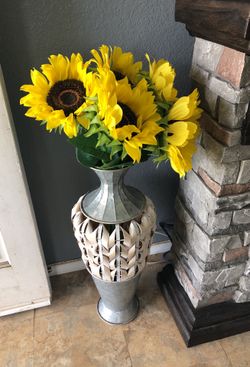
[{"xmin": 20, "ymin": 45, "xmax": 202, "ymax": 177}]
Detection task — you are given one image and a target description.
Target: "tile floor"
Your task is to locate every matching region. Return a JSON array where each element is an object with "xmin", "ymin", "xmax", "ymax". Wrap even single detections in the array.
[{"xmin": 1, "ymin": 263, "xmax": 250, "ymax": 367}]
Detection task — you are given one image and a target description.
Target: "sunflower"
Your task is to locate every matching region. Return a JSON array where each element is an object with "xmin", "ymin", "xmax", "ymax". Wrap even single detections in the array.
[
  {"xmin": 166, "ymin": 122, "xmax": 198, "ymax": 177},
  {"xmin": 96, "ymin": 71, "xmax": 163, "ymax": 163},
  {"xmin": 167, "ymin": 89, "xmax": 202, "ymax": 122},
  {"xmin": 91, "ymin": 45, "xmax": 142, "ymax": 84},
  {"xmin": 164, "ymin": 88, "xmax": 202, "ymax": 177},
  {"xmin": 20, "ymin": 53, "xmax": 94, "ymax": 138},
  {"xmin": 167, "ymin": 141, "xmax": 197, "ymax": 178},
  {"xmin": 146, "ymin": 54, "xmax": 177, "ymax": 102}
]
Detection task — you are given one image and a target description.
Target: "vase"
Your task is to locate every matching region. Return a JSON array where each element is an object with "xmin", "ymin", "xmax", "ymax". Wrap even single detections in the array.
[{"xmin": 71, "ymin": 167, "xmax": 156, "ymax": 324}]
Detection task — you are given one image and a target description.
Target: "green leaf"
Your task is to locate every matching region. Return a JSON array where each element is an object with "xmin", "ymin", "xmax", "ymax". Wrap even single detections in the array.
[
  {"xmin": 84, "ymin": 124, "xmax": 99, "ymax": 137},
  {"xmin": 99, "ymin": 157, "xmax": 121, "ymax": 169},
  {"xmin": 58, "ymin": 124, "xmax": 64, "ymax": 134},
  {"xmin": 96, "ymin": 133, "xmax": 111, "ymax": 147},
  {"xmin": 141, "ymin": 149, "xmax": 151, "ymax": 162},
  {"xmin": 143, "ymin": 146, "xmax": 156, "ymax": 152},
  {"xmin": 99, "ymin": 159, "xmax": 133, "ymax": 170},
  {"xmin": 110, "ymin": 144, "xmax": 122, "ymax": 158},
  {"xmin": 153, "ymin": 153, "xmax": 168, "ymax": 164},
  {"xmin": 85, "ymin": 96, "xmax": 98, "ymax": 102},
  {"xmin": 70, "ymin": 133, "xmax": 98, "ymax": 150},
  {"xmin": 83, "ymin": 111, "xmax": 95, "ymax": 120},
  {"xmin": 157, "ymin": 116, "xmax": 169, "ymax": 126},
  {"xmin": 90, "ymin": 115, "xmax": 100, "ymax": 126},
  {"xmin": 83, "ymin": 104, "xmax": 97, "ymax": 112},
  {"xmin": 121, "ymin": 146, "xmax": 127, "ymax": 161},
  {"xmin": 76, "ymin": 148, "xmax": 100, "ymax": 167},
  {"xmin": 157, "ymin": 101, "xmax": 170, "ymax": 111},
  {"xmin": 108, "ymin": 139, "xmax": 121, "ymax": 147},
  {"xmin": 69, "ymin": 133, "xmax": 110, "ymax": 168}
]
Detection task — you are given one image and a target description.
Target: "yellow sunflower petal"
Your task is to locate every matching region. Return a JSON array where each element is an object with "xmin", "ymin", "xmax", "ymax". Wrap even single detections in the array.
[
  {"xmin": 166, "ymin": 121, "xmax": 198, "ymax": 147},
  {"xmin": 168, "ymin": 89, "xmax": 202, "ymax": 122},
  {"xmin": 41, "ymin": 54, "xmax": 69, "ymax": 85},
  {"xmin": 69, "ymin": 53, "xmax": 83, "ymax": 79},
  {"xmin": 112, "ymin": 46, "xmax": 142, "ymax": 83},
  {"xmin": 167, "ymin": 145, "xmax": 186, "ymax": 178},
  {"xmin": 167, "ymin": 139, "xmax": 197, "ymax": 178},
  {"xmin": 30, "ymin": 69, "xmax": 49, "ymax": 90},
  {"xmin": 162, "ymin": 85, "xmax": 177, "ymax": 102},
  {"xmin": 133, "ymin": 121, "xmax": 163, "ymax": 146},
  {"xmin": 91, "ymin": 44, "xmax": 110, "ymax": 70},
  {"xmin": 46, "ymin": 110, "xmax": 65, "ymax": 130},
  {"xmin": 136, "ymin": 78, "xmax": 148, "ymax": 92},
  {"xmin": 77, "ymin": 115, "xmax": 90, "ymax": 129},
  {"xmin": 111, "ymin": 125, "xmax": 140, "ymax": 141},
  {"xmin": 63, "ymin": 113, "xmax": 78, "ymax": 138},
  {"xmin": 105, "ymin": 104, "xmax": 123, "ymax": 130},
  {"xmin": 24, "ymin": 107, "xmax": 40, "ymax": 119},
  {"xmin": 146, "ymin": 54, "xmax": 176, "ymax": 102},
  {"xmin": 124, "ymin": 140, "xmax": 141, "ymax": 163}
]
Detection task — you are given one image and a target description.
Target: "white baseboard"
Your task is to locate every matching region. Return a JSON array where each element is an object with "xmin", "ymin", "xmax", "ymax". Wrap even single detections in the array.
[
  {"xmin": 0, "ymin": 298, "xmax": 51, "ymax": 317},
  {"xmin": 48, "ymin": 258, "xmax": 85, "ymax": 277},
  {"xmin": 149, "ymin": 240, "xmax": 172, "ymax": 255},
  {"xmin": 48, "ymin": 240, "xmax": 172, "ymax": 277}
]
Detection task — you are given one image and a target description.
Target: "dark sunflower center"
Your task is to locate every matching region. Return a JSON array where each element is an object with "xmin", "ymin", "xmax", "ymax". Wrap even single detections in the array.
[
  {"xmin": 47, "ymin": 79, "xmax": 85, "ymax": 116},
  {"xmin": 117, "ymin": 103, "xmax": 137, "ymax": 129},
  {"xmin": 114, "ymin": 71, "xmax": 125, "ymax": 81}
]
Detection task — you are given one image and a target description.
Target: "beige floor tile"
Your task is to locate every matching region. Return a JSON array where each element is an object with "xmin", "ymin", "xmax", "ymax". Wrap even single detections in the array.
[
  {"xmin": 124, "ymin": 327, "xmax": 231, "ymax": 367},
  {"xmin": 219, "ymin": 332, "xmax": 250, "ymax": 367},
  {"xmin": 0, "ymin": 310, "xmax": 34, "ymax": 367},
  {"xmin": 35, "ymin": 269, "xmax": 99, "ymax": 317},
  {"xmin": 34, "ymin": 304, "xmax": 132, "ymax": 367}
]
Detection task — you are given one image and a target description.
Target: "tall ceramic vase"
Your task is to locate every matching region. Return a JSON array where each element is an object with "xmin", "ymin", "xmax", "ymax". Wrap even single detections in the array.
[{"xmin": 72, "ymin": 167, "xmax": 156, "ymax": 324}]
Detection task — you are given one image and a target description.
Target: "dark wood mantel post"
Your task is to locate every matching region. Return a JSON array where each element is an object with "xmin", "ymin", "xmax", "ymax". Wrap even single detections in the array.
[
  {"xmin": 175, "ymin": 0, "xmax": 250, "ymax": 55},
  {"xmin": 158, "ymin": 0, "xmax": 250, "ymax": 347}
]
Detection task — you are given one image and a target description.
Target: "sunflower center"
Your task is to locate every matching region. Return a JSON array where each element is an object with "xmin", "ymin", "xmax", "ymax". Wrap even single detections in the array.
[
  {"xmin": 114, "ymin": 71, "xmax": 125, "ymax": 81},
  {"xmin": 59, "ymin": 90, "xmax": 78, "ymax": 107},
  {"xmin": 47, "ymin": 79, "xmax": 85, "ymax": 116},
  {"xmin": 117, "ymin": 103, "xmax": 137, "ymax": 128}
]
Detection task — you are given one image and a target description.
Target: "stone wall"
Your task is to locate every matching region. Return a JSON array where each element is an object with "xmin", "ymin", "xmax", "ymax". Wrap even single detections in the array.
[{"xmin": 173, "ymin": 38, "xmax": 250, "ymax": 308}]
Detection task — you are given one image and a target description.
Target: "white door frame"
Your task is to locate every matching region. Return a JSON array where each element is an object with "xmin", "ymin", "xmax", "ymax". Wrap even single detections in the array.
[{"xmin": 0, "ymin": 65, "xmax": 51, "ymax": 317}]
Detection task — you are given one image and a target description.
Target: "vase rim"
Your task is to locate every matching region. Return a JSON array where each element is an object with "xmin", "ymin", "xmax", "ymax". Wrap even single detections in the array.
[{"xmin": 91, "ymin": 166, "xmax": 131, "ymax": 174}]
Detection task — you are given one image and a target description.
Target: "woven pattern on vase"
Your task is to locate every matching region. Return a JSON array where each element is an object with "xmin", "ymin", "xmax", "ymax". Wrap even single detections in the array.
[{"xmin": 72, "ymin": 196, "xmax": 156, "ymax": 282}]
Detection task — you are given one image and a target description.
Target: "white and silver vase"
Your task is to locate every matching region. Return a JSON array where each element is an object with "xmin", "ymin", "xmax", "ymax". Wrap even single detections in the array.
[{"xmin": 72, "ymin": 167, "xmax": 156, "ymax": 324}]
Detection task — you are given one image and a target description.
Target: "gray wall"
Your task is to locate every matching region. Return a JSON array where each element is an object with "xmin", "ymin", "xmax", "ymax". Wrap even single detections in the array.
[{"xmin": 0, "ymin": 0, "xmax": 194, "ymax": 264}]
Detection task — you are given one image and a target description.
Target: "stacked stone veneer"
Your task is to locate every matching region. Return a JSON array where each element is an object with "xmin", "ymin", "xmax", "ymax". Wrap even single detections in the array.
[{"xmin": 173, "ymin": 38, "xmax": 250, "ymax": 308}]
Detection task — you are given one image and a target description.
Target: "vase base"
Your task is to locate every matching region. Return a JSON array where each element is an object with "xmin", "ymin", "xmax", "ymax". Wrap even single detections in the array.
[{"xmin": 97, "ymin": 296, "xmax": 140, "ymax": 325}]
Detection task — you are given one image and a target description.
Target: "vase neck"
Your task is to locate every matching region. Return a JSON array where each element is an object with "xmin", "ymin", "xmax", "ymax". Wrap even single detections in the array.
[
  {"xmin": 94, "ymin": 168, "xmax": 128, "ymax": 189},
  {"xmin": 81, "ymin": 167, "xmax": 146, "ymax": 224}
]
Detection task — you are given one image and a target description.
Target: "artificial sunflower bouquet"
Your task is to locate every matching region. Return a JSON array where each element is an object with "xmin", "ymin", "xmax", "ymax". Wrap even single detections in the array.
[{"xmin": 20, "ymin": 45, "xmax": 202, "ymax": 177}]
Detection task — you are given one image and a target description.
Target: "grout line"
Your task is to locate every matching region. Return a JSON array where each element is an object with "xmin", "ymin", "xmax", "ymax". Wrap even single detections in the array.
[
  {"xmin": 122, "ymin": 330, "xmax": 133, "ymax": 367},
  {"xmin": 219, "ymin": 341, "xmax": 233, "ymax": 367}
]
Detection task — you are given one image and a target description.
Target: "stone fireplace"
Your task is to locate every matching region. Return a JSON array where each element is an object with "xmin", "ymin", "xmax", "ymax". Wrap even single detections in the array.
[
  {"xmin": 159, "ymin": 0, "xmax": 250, "ymax": 346},
  {"xmin": 175, "ymin": 38, "xmax": 250, "ymax": 308}
]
